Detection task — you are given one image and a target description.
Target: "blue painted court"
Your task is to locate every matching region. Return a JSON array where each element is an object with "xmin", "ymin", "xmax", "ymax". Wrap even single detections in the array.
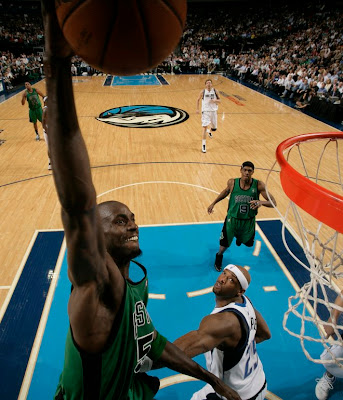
[
  {"xmin": 1, "ymin": 221, "xmax": 343, "ymax": 399},
  {"xmin": 111, "ymin": 75, "xmax": 161, "ymax": 86}
]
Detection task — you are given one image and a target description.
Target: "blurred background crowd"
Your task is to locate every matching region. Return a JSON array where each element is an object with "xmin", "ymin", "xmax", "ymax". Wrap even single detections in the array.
[{"xmin": 0, "ymin": 0, "xmax": 342, "ymax": 124}]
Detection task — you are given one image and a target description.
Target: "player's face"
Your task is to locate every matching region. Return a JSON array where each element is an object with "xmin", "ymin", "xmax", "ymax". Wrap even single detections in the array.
[
  {"xmin": 205, "ymin": 80, "xmax": 212, "ymax": 89},
  {"xmin": 213, "ymin": 268, "xmax": 242, "ymax": 298},
  {"xmin": 25, "ymin": 82, "xmax": 32, "ymax": 90},
  {"xmin": 104, "ymin": 203, "xmax": 141, "ymax": 261},
  {"xmin": 240, "ymin": 166, "xmax": 254, "ymax": 182}
]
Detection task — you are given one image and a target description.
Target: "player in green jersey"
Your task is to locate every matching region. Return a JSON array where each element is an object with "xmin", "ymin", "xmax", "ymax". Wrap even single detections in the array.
[
  {"xmin": 21, "ymin": 81, "xmax": 45, "ymax": 141},
  {"xmin": 41, "ymin": 2, "xmax": 241, "ymax": 400},
  {"xmin": 208, "ymin": 161, "xmax": 277, "ymax": 271}
]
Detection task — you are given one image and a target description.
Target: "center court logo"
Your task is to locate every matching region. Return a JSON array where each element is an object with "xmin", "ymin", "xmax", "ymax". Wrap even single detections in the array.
[{"xmin": 96, "ymin": 105, "xmax": 189, "ymax": 128}]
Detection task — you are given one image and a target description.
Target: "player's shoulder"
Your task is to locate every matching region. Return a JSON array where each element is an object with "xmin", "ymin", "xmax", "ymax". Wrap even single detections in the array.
[
  {"xmin": 227, "ymin": 178, "xmax": 235, "ymax": 186},
  {"xmin": 256, "ymin": 179, "xmax": 266, "ymax": 188}
]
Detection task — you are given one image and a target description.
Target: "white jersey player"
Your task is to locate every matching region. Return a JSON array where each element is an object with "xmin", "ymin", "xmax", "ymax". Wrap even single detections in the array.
[
  {"xmin": 196, "ymin": 79, "xmax": 221, "ymax": 153},
  {"xmin": 174, "ymin": 264, "xmax": 270, "ymax": 400}
]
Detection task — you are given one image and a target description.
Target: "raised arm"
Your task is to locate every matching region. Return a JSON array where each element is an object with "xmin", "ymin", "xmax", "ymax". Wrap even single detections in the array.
[
  {"xmin": 41, "ymin": 0, "xmax": 124, "ymax": 353},
  {"xmin": 208, "ymin": 179, "xmax": 233, "ymax": 214},
  {"xmin": 43, "ymin": 3, "xmax": 106, "ymax": 285}
]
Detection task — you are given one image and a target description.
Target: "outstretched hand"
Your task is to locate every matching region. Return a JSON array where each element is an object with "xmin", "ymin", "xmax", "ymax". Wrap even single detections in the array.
[
  {"xmin": 41, "ymin": 0, "xmax": 74, "ymax": 59},
  {"xmin": 249, "ymin": 200, "xmax": 261, "ymax": 210},
  {"xmin": 208, "ymin": 204, "xmax": 215, "ymax": 214}
]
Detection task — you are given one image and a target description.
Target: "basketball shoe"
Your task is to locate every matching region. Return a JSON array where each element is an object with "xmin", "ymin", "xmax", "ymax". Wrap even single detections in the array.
[
  {"xmin": 214, "ymin": 253, "xmax": 223, "ymax": 271},
  {"xmin": 315, "ymin": 372, "xmax": 335, "ymax": 400}
]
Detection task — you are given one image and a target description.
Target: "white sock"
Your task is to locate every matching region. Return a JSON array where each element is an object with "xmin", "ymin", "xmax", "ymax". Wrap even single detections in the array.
[{"xmin": 202, "ymin": 140, "xmax": 206, "ymax": 146}]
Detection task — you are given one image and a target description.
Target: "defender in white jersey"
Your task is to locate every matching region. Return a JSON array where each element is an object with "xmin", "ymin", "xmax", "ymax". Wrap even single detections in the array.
[
  {"xmin": 174, "ymin": 264, "xmax": 271, "ymax": 400},
  {"xmin": 196, "ymin": 79, "xmax": 221, "ymax": 153}
]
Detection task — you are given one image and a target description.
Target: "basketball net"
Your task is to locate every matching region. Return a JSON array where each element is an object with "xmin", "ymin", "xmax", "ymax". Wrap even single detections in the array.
[{"xmin": 266, "ymin": 132, "xmax": 343, "ymax": 368}]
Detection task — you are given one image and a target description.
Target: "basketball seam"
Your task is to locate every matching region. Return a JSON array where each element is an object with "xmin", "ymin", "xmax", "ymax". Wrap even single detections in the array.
[
  {"xmin": 58, "ymin": 0, "xmax": 89, "ymax": 30},
  {"xmin": 98, "ymin": 2, "xmax": 119, "ymax": 70},
  {"xmin": 136, "ymin": 0, "xmax": 152, "ymax": 69},
  {"xmin": 158, "ymin": 0, "xmax": 185, "ymax": 29}
]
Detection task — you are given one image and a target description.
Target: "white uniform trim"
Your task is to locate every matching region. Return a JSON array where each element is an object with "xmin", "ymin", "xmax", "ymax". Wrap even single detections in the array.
[{"xmin": 224, "ymin": 264, "xmax": 249, "ymax": 290}]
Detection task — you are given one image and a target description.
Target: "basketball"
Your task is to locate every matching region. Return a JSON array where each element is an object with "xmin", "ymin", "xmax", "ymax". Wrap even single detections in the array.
[{"xmin": 55, "ymin": 0, "xmax": 187, "ymax": 76}]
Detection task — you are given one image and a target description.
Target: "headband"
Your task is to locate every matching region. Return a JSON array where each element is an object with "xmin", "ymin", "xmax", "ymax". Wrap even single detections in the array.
[{"xmin": 224, "ymin": 264, "xmax": 249, "ymax": 291}]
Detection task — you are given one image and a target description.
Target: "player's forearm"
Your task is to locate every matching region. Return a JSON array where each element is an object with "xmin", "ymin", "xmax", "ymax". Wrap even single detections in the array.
[
  {"xmin": 160, "ymin": 341, "xmax": 222, "ymax": 387},
  {"xmin": 259, "ymin": 200, "xmax": 273, "ymax": 208},
  {"xmin": 260, "ymin": 192, "xmax": 276, "ymax": 208},
  {"xmin": 173, "ymin": 332, "xmax": 207, "ymax": 358},
  {"xmin": 44, "ymin": 57, "xmax": 96, "ymax": 212},
  {"xmin": 212, "ymin": 190, "xmax": 229, "ymax": 206}
]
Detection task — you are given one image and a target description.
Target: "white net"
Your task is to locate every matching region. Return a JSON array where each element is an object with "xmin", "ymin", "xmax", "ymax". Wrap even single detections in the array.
[{"xmin": 266, "ymin": 133, "xmax": 343, "ymax": 368}]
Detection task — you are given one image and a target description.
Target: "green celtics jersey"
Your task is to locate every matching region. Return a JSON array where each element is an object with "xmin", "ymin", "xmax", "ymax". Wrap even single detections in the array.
[
  {"xmin": 54, "ymin": 261, "xmax": 166, "ymax": 400},
  {"xmin": 26, "ymin": 88, "xmax": 41, "ymax": 110},
  {"xmin": 227, "ymin": 178, "xmax": 259, "ymax": 220}
]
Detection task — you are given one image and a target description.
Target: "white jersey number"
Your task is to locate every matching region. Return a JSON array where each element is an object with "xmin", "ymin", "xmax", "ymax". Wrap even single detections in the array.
[{"xmin": 244, "ymin": 341, "xmax": 258, "ymax": 378}]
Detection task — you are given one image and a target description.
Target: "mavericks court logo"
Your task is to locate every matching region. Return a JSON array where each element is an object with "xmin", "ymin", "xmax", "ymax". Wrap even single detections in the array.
[{"xmin": 97, "ymin": 105, "xmax": 189, "ymax": 128}]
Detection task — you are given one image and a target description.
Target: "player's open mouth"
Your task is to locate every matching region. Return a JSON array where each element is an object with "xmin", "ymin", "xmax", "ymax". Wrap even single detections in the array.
[{"xmin": 126, "ymin": 236, "xmax": 138, "ymax": 242}]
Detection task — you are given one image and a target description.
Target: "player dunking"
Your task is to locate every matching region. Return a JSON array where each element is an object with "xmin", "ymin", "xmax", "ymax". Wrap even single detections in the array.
[
  {"xmin": 196, "ymin": 78, "xmax": 221, "ymax": 153},
  {"xmin": 208, "ymin": 161, "xmax": 276, "ymax": 271},
  {"xmin": 41, "ymin": 1, "xmax": 240, "ymax": 399}
]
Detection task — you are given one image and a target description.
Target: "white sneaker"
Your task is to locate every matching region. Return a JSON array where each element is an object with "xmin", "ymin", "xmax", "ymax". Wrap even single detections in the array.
[
  {"xmin": 202, "ymin": 144, "xmax": 206, "ymax": 153},
  {"xmin": 207, "ymin": 130, "xmax": 213, "ymax": 138},
  {"xmin": 48, "ymin": 162, "xmax": 52, "ymax": 170},
  {"xmin": 315, "ymin": 373, "xmax": 335, "ymax": 400},
  {"xmin": 35, "ymin": 134, "xmax": 40, "ymax": 141}
]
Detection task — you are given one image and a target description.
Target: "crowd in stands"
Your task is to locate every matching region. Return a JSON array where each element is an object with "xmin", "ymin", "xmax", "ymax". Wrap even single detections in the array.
[{"xmin": 0, "ymin": 0, "xmax": 342, "ymax": 123}]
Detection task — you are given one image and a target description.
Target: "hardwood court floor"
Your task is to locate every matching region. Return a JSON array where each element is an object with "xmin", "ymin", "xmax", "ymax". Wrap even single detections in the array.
[{"xmin": 0, "ymin": 74, "xmax": 341, "ymax": 311}]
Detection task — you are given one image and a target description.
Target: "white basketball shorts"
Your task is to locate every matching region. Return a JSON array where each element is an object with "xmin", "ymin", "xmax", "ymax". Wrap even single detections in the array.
[
  {"xmin": 201, "ymin": 111, "xmax": 217, "ymax": 129},
  {"xmin": 320, "ymin": 344, "xmax": 343, "ymax": 378}
]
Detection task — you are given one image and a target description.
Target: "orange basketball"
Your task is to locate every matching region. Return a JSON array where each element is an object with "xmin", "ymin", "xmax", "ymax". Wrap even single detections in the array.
[{"xmin": 55, "ymin": 0, "xmax": 187, "ymax": 76}]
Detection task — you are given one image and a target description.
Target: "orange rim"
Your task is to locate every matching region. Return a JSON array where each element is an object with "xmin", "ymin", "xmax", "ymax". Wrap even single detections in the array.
[{"xmin": 276, "ymin": 132, "xmax": 343, "ymax": 233}]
